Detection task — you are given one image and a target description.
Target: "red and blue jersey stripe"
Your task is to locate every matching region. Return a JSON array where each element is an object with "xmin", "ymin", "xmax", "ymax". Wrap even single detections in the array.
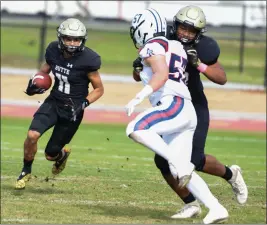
[
  {"xmin": 147, "ymin": 38, "xmax": 169, "ymax": 52},
  {"xmin": 134, "ymin": 96, "xmax": 184, "ymax": 131}
]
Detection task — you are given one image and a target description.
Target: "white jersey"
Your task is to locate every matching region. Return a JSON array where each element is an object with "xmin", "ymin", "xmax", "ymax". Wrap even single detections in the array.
[{"xmin": 139, "ymin": 37, "xmax": 191, "ymax": 106}]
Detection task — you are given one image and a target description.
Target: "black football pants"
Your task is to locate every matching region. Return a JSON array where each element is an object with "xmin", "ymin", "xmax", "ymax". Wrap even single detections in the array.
[{"xmin": 29, "ymin": 95, "xmax": 83, "ymax": 157}]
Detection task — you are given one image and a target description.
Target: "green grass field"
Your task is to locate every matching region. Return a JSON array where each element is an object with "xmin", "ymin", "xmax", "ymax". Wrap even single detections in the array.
[
  {"xmin": 1, "ymin": 26, "xmax": 266, "ymax": 85},
  {"xmin": 1, "ymin": 117, "xmax": 266, "ymax": 224}
]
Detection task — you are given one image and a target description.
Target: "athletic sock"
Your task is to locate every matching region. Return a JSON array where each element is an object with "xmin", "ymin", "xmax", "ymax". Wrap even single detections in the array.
[
  {"xmin": 23, "ymin": 158, "xmax": 34, "ymax": 173},
  {"xmin": 222, "ymin": 166, "xmax": 233, "ymax": 181},
  {"xmin": 182, "ymin": 193, "xmax": 196, "ymax": 204}
]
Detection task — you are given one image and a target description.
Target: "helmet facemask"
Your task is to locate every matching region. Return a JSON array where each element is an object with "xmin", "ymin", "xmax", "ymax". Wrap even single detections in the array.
[
  {"xmin": 174, "ymin": 20, "xmax": 203, "ymax": 45},
  {"xmin": 130, "ymin": 20, "xmax": 146, "ymax": 49},
  {"xmin": 58, "ymin": 33, "xmax": 86, "ymax": 55}
]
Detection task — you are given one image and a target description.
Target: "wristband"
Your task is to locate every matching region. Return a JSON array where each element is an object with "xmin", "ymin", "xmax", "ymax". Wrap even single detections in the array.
[
  {"xmin": 197, "ymin": 63, "xmax": 208, "ymax": 73},
  {"xmin": 136, "ymin": 85, "xmax": 153, "ymax": 100}
]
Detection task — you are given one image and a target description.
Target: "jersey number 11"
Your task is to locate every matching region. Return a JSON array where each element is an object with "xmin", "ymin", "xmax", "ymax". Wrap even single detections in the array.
[{"xmin": 55, "ymin": 73, "xmax": 70, "ymax": 94}]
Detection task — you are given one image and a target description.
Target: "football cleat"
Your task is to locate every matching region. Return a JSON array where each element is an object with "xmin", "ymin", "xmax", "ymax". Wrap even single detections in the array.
[
  {"xmin": 203, "ymin": 204, "xmax": 229, "ymax": 224},
  {"xmin": 171, "ymin": 200, "xmax": 202, "ymax": 219},
  {"xmin": 228, "ymin": 165, "xmax": 248, "ymax": 204},
  {"xmin": 15, "ymin": 171, "xmax": 31, "ymax": 190},
  {"xmin": 52, "ymin": 147, "xmax": 71, "ymax": 175}
]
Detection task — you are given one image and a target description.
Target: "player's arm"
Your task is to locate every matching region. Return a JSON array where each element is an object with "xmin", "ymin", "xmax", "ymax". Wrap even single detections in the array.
[
  {"xmin": 133, "ymin": 42, "xmax": 168, "ymax": 97},
  {"xmin": 125, "ymin": 54, "xmax": 168, "ymax": 116},
  {"xmin": 39, "ymin": 62, "xmax": 51, "ymax": 74},
  {"xmin": 201, "ymin": 61, "xmax": 227, "ymax": 85},
  {"xmin": 69, "ymin": 70, "xmax": 104, "ymax": 122},
  {"xmin": 130, "ymin": 53, "xmax": 168, "ymax": 101},
  {"xmin": 40, "ymin": 42, "xmax": 53, "ymax": 75},
  {"xmin": 125, "ymin": 42, "xmax": 168, "ymax": 116},
  {"xmin": 86, "ymin": 70, "xmax": 104, "ymax": 104},
  {"xmin": 144, "ymin": 55, "xmax": 169, "ymax": 91},
  {"xmin": 186, "ymin": 39, "xmax": 227, "ymax": 85}
]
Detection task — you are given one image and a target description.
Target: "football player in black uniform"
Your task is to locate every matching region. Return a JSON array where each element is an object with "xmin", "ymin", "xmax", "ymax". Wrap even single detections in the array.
[
  {"xmin": 133, "ymin": 5, "xmax": 248, "ymax": 218},
  {"xmin": 15, "ymin": 18, "xmax": 104, "ymax": 189}
]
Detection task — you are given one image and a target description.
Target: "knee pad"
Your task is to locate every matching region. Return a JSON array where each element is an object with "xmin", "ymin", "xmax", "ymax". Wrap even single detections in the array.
[
  {"xmin": 192, "ymin": 154, "xmax": 206, "ymax": 171},
  {"xmin": 154, "ymin": 154, "xmax": 170, "ymax": 175}
]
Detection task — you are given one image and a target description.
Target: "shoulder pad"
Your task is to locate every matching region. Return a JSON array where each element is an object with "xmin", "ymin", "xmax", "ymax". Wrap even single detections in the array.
[
  {"xmin": 45, "ymin": 41, "xmax": 58, "ymax": 65},
  {"xmin": 139, "ymin": 38, "xmax": 169, "ymax": 58},
  {"xmin": 83, "ymin": 48, "xmax": 101, "ymax": 71},
  {"xmin": 147, "ymin": 37, "xmax": 169, "ymax": 52}
]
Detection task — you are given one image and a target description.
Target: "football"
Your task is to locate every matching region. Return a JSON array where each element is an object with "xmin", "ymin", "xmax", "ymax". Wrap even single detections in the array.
[
  {"xmin": 133, "ymin": 70, "xmax": 141, "ymax": 82},
  {"xmin": 32, "ymin": 72, "xmax": 52, "ymax": 90}
]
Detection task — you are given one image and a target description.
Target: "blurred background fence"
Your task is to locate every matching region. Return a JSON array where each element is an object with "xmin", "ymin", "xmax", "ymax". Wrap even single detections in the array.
[{"xmin": 1, "ymin": 1, "xmax": 266, "ymax": 86}]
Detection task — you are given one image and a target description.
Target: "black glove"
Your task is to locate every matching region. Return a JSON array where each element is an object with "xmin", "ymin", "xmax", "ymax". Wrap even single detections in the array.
[
  {"xmin": 184, "ymin": 45, "xmax": 200, "ymax": 68},
  {"xmin": 64, "ymin": 98, "xmax": 90, "ymax": 122},
  {"xmin": 24, "ymin": 79, "xmax": 46, "ymax": 96},
  {"xmin": 132, "ymin": 57, "xmax": 143, "ymax": 73}
]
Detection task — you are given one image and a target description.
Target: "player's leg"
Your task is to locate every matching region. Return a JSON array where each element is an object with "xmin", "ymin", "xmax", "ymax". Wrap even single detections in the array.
[
  {"xmin": 154, "ymin": 155, "xmax": 201, "ymax": 218},
  {"xmin": 44, "ymin": 111, "xmax": 84, "ymax": 175},
  {"xmin": 154, "ymin": 105, "xmax": 247, "ymax": 216},
  {"xmin": 202, "ymin": 155, "xmax": 248, "ymax": 205},
  {"xmin": 153, "ymin": 106, "xmax": 224, "ymax": 218},
  {"xmin": 192, "ymin": 106, "xmax": 247, "ymax": 204},
  {"xmin": 165, "ymin": 130, "xmax": 228, "ymax": 224},
  {"xmin": 126, "ymin": 96, "xmax": 185, "ymax": 162},
  {"xmin": 167, "ymin": 116, "xmax": 213, "ymax": 218},
  {"xmin": 127, "ymin": 96, "xmax": 196, "ymax": 184},
  {"xmin": 127, "ymin": 96, "xmax": 199, "ymax": 187},
  {"xmin": 193, "ymin": 105, "xmax": 232, "ymax": 179},
  {"xmin": 15, "ymin": 98, "xmax": 58, "ymax": 189}
]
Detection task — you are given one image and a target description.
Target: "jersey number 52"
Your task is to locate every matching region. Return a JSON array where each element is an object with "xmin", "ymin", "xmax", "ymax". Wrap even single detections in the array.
[{"xmin": 168, "ymin": 53, "xmax": 188, "ymax": 85}]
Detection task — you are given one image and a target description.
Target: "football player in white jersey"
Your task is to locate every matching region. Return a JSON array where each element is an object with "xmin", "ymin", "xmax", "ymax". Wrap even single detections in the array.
[{"xmin": 125, "ymin": 8, "xmax": 229, "ymax": 224}]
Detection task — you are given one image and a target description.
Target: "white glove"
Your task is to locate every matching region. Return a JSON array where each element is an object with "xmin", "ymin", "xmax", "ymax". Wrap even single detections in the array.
[
  {"xmin": 125, "ymin": 97, "xmax": 143, "ymax": 116},
  {"xmin": 125, "ymin": 85, "xmax": 153, "ymax": 116}
]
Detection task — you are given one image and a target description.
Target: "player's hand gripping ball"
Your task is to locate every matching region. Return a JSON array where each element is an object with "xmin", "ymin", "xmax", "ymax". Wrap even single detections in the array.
[{"xmin": 25, "ymin": 72, "xmax": 52, "ymax": 96}]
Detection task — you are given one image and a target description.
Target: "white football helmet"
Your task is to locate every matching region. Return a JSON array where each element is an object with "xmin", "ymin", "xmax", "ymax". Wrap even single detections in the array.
[
  {"xmin": 57, "ymin": 18, "xmax": 88, "ymax": 54},
  {"xmin": 130, "ymin": 8, "xmax": 167, "ymax": 49}
]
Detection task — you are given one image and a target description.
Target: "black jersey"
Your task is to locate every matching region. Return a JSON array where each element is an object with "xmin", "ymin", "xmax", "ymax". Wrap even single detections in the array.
[
  {"xmin": 167, "ymin": 26, "xmax": 220, "ymax": 107},
  {"xmin": 45, "ymin": 41, "xmax": 101, "ymax": 103}
]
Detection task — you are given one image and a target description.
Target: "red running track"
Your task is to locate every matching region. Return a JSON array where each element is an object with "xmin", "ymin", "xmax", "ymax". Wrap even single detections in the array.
[{"xmin": 1, "ymin": 105, "xmax": 266, "ymax": 133}]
